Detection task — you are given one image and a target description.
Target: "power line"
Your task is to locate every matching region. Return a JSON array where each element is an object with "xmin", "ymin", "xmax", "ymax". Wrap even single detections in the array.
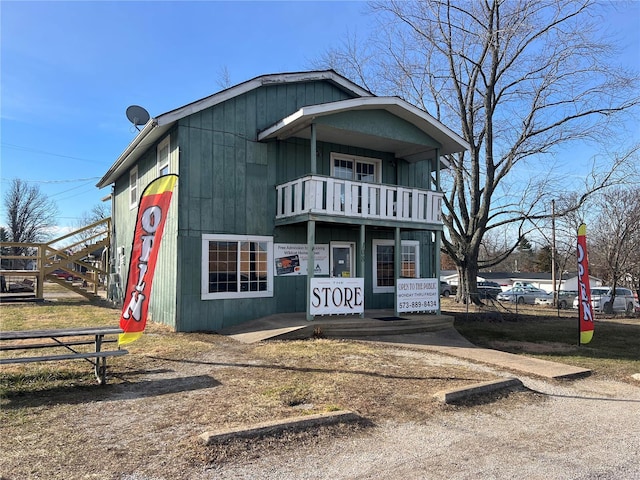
[
  {"xmin": 0, "ymin": 177, "xmax": 100, "ymax": 184},
  {"xmin": 1, "ymin": 142, "xmax": 98, "ymax": 163}
]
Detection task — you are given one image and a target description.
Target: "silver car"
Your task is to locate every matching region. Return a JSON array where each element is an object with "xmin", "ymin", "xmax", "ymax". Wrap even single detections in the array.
[
  {"xmin": 497, "ymin": 286, "xmax": 552, "ymax": 305},
  {"xmin": 572, "ymin": 287, "xmax": 636, "ymax": 314}
]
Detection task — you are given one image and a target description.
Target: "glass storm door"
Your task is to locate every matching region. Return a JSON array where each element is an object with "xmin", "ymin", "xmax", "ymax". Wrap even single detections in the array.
[{"xmin": 331, "ymin": 242, "xmax": 355, "ymax": 278}]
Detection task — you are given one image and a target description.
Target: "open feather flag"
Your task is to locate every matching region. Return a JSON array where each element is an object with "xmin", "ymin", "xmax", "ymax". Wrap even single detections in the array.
[
  {"xmin": 576, "ymin": 223, "xmax": 594, "ymax": 345},
  {"xmin": 119, "ymin": 174, "xmax": 178, "ymax": 346}
]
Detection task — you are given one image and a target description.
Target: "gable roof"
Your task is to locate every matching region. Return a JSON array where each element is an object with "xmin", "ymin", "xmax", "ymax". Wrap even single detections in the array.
[
  {"xmin": 97, "ymin": 71, "xmax": 372, "ymax": 189},
  {"xmin": 97, "ymin": 70, "xmax": 468, "ymax": 188},
  {"xmin": 258, "ymin": 96, "xmax": 468, "ymax": 163}
]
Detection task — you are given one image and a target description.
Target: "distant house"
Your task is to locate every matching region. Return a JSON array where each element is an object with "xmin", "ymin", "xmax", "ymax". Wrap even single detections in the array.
[
  {"xmin": 441, "ymin": 271, "xmax": 602, "ymax": 292},
  {"xmin": 97, "ymin": 70, "xmax": 469, "ymax": 332}
]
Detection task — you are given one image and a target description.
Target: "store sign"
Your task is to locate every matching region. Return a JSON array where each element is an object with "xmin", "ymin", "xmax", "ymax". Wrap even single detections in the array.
[
  {"xmin": 310, "ymin": 277, "xmax": 364, "ymax": 315},
  {"xmin": 274, "ymin": 244, "xmax": 329, "ymax": 276},
  {"xmin": 397, "ymin": 278, "xmax": 439, "ymax": 313}
]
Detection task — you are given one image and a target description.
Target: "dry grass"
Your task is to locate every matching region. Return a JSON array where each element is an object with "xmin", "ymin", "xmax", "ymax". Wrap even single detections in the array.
[
  {"xmin": 445, "ymin": 297, "xmax": 640, "ymax": 382},
  {"xmin": 0, "ymin": 292, "xmax": 551, "ymax": 479}
]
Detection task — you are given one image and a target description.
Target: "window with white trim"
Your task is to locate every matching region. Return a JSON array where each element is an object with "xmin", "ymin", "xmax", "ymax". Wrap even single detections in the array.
[
  {"xmin": 157, "ymin": 136, "xmax": 170, "ymax": 176},
  {"xmin": 201, "ymin": 234, "xmax": 273, "ymax": 299},
  {"xmin": 331, "ymin": 153, "xmax": 381, "ymax": 183},
  {"xmin": 129, "ymin": 166, "xmax": 138, "ymax": 209},
  {"xmin": 372, "ymin": 240, "xmax": 420, "ymax": 293}
]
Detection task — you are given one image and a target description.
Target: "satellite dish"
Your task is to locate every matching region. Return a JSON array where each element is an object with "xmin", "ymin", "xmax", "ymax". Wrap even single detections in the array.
[{"xmin": 126, "ymin": 105, "xmax": 150, "ymax": 131}]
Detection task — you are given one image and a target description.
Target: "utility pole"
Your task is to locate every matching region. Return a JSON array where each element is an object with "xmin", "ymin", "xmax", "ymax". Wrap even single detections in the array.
[{"xmin": 551, "ymin": 199, "xmax": 557, "ymax": 307}]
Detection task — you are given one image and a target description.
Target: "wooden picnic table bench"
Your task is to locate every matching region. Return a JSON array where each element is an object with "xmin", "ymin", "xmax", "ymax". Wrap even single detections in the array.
[{"xmin": 0, "ymin": 326, "xmax": 128, "ymax": 384}]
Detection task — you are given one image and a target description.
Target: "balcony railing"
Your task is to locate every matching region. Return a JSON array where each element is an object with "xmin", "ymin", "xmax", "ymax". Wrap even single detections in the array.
[{"xmin": 276, "ymin": 175, "xmax": 443, "ymax": 225}]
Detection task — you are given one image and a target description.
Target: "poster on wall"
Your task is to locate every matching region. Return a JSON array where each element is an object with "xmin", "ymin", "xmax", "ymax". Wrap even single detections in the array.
[
  {"xmin": 396, "ymin": 278, "xmax": 439, "ymax": 313},
  {"xmin": 310, "ymin": 277, "xmax": 364, "ymax": 316},
  {"xmin": 274, "ymin": 244, "xmax": 329, "ymax": 276}
]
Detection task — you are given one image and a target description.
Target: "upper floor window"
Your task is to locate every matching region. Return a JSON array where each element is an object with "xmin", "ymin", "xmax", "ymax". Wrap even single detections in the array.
[
  {"xmin": 157, "ymin": 136, "xmax": 170, "ymax": 176},
  {"xmin": 129, "ymin": 166, "xmax": 138, "ymax": 209},
  {"xmin": 331, "ymin": 153, "xmax": 381, "ymax": 183}
]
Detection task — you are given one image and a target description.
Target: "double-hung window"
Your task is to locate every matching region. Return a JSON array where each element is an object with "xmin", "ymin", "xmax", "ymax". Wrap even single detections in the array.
[
  {"xmin": 372, "ymin": 239, "xmax": 420, "ymax": 293},
  {"xmin": 331, "ymin": 153, "xmax": 381, "ymax": 213},
  {"xmin": 201, "ymin": 234, "xmax": 273, "ymax": 299},
  {"xmin": 157, "ymin": 136, "xmax": 170, "ymax": 176},
  {"xmin": 129, "ymin": 166, "xmax": 138, "ymax": 209},
  {"xmin": 331, "ymin": 153, "xmax": 380, "ymax": 182}
]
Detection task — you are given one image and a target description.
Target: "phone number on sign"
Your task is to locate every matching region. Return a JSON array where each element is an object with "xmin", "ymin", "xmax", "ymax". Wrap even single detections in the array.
[{"xmin": 398, "ymin": 300, "xmax": 438, "ymax": 309}]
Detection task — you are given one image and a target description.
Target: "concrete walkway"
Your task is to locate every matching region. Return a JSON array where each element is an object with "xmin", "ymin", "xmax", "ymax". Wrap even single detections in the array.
[
  {"xmin": 218, "ymin": 312, "xmax": 591, "ymax": 380},
  {"xmin": 355, "ymin": 331, "xmax": 591, "ymax": 380}
]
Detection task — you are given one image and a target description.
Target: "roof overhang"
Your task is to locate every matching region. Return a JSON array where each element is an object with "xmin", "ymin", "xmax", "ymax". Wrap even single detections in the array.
[
  {"xmin": 258, "ymin": 97, "xmax": 469, "ymax": 165},
  {"xmin": 96, "ymin": 119, "xmax": 172, "ymax": 188},
  {"xmin": 97, "ymin": 70, "xmax": 373, "ymax": 189}
]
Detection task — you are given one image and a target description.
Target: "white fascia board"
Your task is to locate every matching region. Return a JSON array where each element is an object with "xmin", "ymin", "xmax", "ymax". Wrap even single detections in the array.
[
  {"xmin": 96, "ymin": 119, "xmax": 158, "ymax": 188},
  {"xmin": 157, "ymin": 71, "xmax": 372, "ymax": 127},
  {"xmin": 99, "ymin": 71, "xmax": 369, "ymax": 188},
  {"xmin": 258, "ymin": 96, "xmax": 470, "ymax": 155}
]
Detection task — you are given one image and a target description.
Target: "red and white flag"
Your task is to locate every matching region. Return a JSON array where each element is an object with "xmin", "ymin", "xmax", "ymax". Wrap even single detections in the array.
[
  {"xmin": 119, "ymin": 174, "xmax": 178, "ymax": 346},
  {"xmin": 577, "ymin": 223, "xmax": 594, "ymax": 344}
]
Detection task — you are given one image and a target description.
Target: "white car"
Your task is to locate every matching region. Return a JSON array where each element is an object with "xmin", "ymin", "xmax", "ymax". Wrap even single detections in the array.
[
  {"xmin": 572, "ymin": 287, "xmax": 636, "ymax": 314},
  {"xmin": 497, "ymin": 286, "xmax": 551, "ymax": 305}
]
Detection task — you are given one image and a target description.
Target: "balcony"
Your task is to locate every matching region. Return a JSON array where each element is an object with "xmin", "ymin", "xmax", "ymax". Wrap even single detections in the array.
[{"xmin": 276, "ymin": 175, "xmax": 443, "ymax": 227}]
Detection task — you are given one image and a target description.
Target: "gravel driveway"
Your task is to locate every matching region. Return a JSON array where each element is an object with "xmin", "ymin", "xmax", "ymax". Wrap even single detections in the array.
[{"xmin": 199, "ymin": 373, "xmax": 640, "ymax": 479}]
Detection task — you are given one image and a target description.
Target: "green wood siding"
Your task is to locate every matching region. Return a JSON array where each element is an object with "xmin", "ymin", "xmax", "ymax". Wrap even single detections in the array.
[
  {"xmin": 111, "ymin": 128, "xmax": 179, "ymax": 328},
  {"xmin": 111, "ymin": 78, "xmax": 443, "ymax": 332}
]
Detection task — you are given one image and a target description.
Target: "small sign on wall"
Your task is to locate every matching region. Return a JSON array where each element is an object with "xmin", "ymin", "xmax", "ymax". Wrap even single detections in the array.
[
  {"xmin": 275, "ymin": 244, "xmax": 329, "ymax": 276},
  {"xmin": 310, "ymin": 277, "xmax": 364, "ymax": 315},
  {"xmin": 397, "ymin": 278, "xmax": 439, "ymax": 313}
]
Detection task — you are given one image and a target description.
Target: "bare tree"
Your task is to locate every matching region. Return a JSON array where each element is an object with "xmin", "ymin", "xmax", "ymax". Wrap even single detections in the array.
[
  {"xmin": 317, "ymin": 0, "xmax": 639, "ymax": 303},
  {"xmin": 3, "ymin": 178, "xmax": 59, "ymax": 268},
  {"xmin": 216, "ymin": 65, "xmax": 232, "ymax": 90},
  {"xmin": 589, "ymin": 186, "xmax": 640, "ymax": 311},
  {"xmin": 69, "ymin": 202, "xmax": 112, "ymax": 247}
]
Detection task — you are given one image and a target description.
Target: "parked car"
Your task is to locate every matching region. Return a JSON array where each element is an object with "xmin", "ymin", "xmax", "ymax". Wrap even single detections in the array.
[
  {"xmin": 477, "ymin": 281, "xmax": 502, "ymax": 299},
  {"xmin": 512, "ymin": 281, "xmax": 535, "ymax": 289},
  {"xmin": 557, "ymin": 290, "xmax": 578, "ymax": 309},
  {"xmin": 440, "ymin": 281, "xmax": 452, "ymax": 297},
  {"xmin": 497, "ymin": 286, "xmax": 551, "ymax": 305},
  {"xmin": 572, "ymin": 287, "xmax": 636, "ymax": 314},
  {"xmin": 52, "ymin": 269, "xmax": 79, "ymax": 281}
]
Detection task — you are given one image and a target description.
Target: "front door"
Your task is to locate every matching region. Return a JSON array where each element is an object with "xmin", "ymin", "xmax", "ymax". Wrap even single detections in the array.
[{"xmin": 331, "ymin": 242, "xmax": 355, "ymax": 278}]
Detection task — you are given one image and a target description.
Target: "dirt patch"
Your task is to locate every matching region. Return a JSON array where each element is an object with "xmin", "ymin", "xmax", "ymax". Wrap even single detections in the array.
[{"xmin": 0, "ymin": 324, "xmax": 533, "ymax": 480}]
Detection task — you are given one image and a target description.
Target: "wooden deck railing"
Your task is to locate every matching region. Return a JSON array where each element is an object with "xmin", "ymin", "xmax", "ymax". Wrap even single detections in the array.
[
  {"xmin": 0, "ymin": 218, "xmax": 111, "ymax": 300},
  {"xmin": 276, "ymin": 175, "xmax": 443, "ymax": 225}
]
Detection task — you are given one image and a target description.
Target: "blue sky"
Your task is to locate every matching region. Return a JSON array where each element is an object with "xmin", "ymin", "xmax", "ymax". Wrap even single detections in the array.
[{"xmin": 1, "ymin": 1, "xmax": 639, "ymax": 234}]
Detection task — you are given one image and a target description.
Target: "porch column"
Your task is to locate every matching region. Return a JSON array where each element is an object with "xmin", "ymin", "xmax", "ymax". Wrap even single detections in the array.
[
  {"xmin": 359, "ymin": 224, "xmax": 366, "ymax": 318},
  {"xmin": 435, "ymin": 230, "xmax": 442, "ymax": 314},
  {"xmin": 435, "ymin": 147, "xmax": 441, "ymax": 191},
  {"xmin": 310, "ymin": 123, "xmax": 317, "ymax": 174},
  {"xmin": 434, "ymin": 148, "xmax": 442, "ymax": 314},
  {"xmin": 306, "ymin": 220, "xmax": 316, "ymax": 321},
  {"xmin": 394, "ymin": 227, "xmax": 401, "ymax": 317}
]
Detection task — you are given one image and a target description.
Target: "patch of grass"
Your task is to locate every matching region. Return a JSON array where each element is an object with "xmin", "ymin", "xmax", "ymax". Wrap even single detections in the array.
[
  {"xmin": 453, "ymin": 313, "xmax": 640, "ymax": 381},
  {"xmin": 1, "ymin": 302, "xmax": 120, "ymax": 331}
]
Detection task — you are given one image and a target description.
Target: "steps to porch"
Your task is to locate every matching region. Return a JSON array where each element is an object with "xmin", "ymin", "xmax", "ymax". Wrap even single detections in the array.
[
  {"xmin": 0, "ymin": 218, "xmax": 110, "ymax": 303},
  {"xmin": 217, "ymin": 309, "xmax": 454, "ymax": 343}
]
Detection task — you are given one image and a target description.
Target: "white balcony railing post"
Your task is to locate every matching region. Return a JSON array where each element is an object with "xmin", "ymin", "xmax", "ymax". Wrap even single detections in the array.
[{"xmin": 276, "ymin": 175, "xmax": 443, "ymax": 225}]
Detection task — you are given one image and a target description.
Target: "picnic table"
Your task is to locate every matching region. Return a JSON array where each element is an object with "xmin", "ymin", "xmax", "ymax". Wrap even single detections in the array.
[{"xmin": 0, "ymin": 326, "xmax": 128, "ymax": 384}]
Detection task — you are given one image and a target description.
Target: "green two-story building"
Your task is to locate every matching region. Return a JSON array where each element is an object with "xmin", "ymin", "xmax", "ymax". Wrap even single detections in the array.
[{"xmin": 97, "ymin": 70, "xmax": 468, "ymax": 332}]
